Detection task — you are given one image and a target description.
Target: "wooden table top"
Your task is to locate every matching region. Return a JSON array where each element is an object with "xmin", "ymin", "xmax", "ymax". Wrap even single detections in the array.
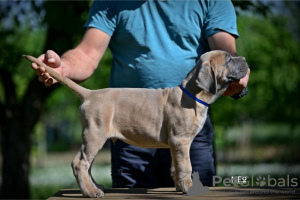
[{"xmin": 48, "ymin": 187, "xmax": 300, "ymax": 199}]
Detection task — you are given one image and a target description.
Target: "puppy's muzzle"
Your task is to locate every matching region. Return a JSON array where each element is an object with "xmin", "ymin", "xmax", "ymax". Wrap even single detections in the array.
[{"xmin": 228, "ymin": 57, "xmax": 249, "ymax": 81}]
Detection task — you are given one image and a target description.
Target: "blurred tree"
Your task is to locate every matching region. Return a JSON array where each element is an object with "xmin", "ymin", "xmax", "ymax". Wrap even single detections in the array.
[{"xmin": 0, "ymin": 1, "xmax": 90, "ymax": 198}]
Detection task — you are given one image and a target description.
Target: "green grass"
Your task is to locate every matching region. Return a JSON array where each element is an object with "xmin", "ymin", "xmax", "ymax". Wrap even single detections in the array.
[{"xmin": 30, "ymin": 164, "xmax": 112, "ymax": 199}]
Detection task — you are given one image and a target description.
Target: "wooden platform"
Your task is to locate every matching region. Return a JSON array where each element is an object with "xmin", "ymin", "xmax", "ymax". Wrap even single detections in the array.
[{"xmin": 48, "ymin": 187, "xmax": 300, "ymax": 199}]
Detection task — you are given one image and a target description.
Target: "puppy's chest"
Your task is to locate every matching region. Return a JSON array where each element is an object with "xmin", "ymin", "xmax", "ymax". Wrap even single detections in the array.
[
  {"xmin": 167, "ymin": 104, "xmax": 207, "ymax": 137},
  {"xmin": 188, "ymin": 109, "xmax": 207, "ymax": 133}
]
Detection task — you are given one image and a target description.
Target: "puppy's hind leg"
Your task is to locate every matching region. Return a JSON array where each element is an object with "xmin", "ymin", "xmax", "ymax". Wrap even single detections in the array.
[
  {"xmin": 72, "ymin": 126, "xmax": 107, "ymax": 198},
  {"xmin": 89, "ymin": 159, "xmax": 105, "ymax": 191}
]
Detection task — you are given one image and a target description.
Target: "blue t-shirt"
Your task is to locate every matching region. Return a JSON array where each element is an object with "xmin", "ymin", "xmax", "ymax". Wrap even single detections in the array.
[{"xmin": 84, "ymin": 0, "xmax": 238, "ymax": 89}]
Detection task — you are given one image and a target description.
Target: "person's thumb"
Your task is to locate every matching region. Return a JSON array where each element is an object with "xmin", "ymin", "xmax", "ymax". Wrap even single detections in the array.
[{"xmin": 45, "ymin": 50, "xmax": 61, "ymax": 68}]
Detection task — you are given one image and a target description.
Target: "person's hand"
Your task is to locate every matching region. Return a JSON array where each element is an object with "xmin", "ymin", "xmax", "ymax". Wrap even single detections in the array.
[
  {"xmin": 31, "ymin": 50, "xmax": 63, "ymax": 86},
  {"xmin": 223, "ymin": 68, "xmax": 250, "ymax": 96}
]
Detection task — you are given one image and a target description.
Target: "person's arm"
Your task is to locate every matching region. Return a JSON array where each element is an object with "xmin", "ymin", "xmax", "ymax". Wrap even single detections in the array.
[
  {"xmin": 207, "ymin": 31, "xmax": 250, "ymax": 96},
  {"xmin": 32, "ymin": 28, "xmax": 111, "ymax": 86},
  {"xmin": 208, "ymin": 31, "xmax": 237, "ymax": 56}
]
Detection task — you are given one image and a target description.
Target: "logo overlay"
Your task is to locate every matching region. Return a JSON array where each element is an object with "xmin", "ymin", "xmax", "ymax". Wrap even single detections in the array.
[
  {"xmin": 213, "ymin": 175, "xmax": 298, "ymax": 187},
  {"xmin": 186, "ymin": 172, "xmax": 209, "ymax": 196},
  {"xmin": 183, "ymin": 172, "xmax": 298, "ymax": 197}
]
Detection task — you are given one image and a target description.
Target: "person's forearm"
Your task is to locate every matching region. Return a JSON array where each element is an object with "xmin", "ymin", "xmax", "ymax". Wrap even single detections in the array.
[
  {"xmin": 61, "ymin": 28, "xmax": 111, "ymax": 83},
  {"xmin": 31, "ymin": 28, "xmax": 110, "ymax": 87},
  {"xmin": 61, "ymin": 48, "xmax": 98, "ymax": 83}
]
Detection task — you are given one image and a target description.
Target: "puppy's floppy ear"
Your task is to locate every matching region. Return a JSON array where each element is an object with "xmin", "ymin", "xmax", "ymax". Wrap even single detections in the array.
[{"xmin": 195, "ymin": 61, "xmax": 217, "ymax": 95}]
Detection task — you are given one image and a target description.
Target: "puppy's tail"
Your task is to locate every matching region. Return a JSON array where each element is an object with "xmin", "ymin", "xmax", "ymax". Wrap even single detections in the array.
[{"xmin": 24, "ymin": 55, "xmax": 90, "ymax": 101}]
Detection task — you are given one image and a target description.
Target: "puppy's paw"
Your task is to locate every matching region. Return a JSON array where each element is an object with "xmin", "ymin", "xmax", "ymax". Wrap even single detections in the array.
[
  {"xmin": 179, "ymin": 179, "xmax": 192, "ymax": 194},
  {"xmin": 175, "ymin": 183, "xmax": 182, "ymax": 192},
  {"xmin": 83, "ymin": 188, "xmax": 104, "ymax": 198}
]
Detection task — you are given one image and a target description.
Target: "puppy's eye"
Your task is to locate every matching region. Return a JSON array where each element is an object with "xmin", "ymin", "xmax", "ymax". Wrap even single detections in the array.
[{"xmin": 225, "ymin": 57, "xmax": 232, "ymax": 65}]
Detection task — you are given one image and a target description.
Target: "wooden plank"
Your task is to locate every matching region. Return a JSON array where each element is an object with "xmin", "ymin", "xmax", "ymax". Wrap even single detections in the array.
[{"xmin": 48, "ymin": 187, "xmax": 300, "ymax": 200}]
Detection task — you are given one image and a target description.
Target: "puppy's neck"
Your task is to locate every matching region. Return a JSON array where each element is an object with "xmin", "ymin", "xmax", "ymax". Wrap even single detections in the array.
[
  {"xmin": 197, "ymin": 90, "xmax": 214, "ymax": 104},
  {"xmin": 180, "ymin": 81, "xmax": 217, "ymax": 105}
]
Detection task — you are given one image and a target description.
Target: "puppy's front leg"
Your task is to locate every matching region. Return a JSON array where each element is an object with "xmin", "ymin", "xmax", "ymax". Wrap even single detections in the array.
[
  {"xmin": 169, "ymin": 137, "xmax": 193, "ymax": 193},
  {"xmin": 171, "ymin": 160, "xmax": 182, "ymax": 192}
]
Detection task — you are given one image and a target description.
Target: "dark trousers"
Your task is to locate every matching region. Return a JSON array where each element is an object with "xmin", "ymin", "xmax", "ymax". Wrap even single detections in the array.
[{"xmin": 110, "ymin": 114, "xmax": 215, "ymax": 188}]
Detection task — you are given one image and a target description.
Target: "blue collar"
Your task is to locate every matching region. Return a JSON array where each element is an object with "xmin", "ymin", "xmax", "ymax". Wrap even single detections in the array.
[{"xmin": 179, "ymin": 85, "xmax": 210, "ymax": 107}]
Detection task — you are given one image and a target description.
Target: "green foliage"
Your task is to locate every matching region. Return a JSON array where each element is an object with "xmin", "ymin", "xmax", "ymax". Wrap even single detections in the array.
[
  {"xmin": 0, "ymin": 26, "xmax": 46, "ymax": 101},
  {"xmin": 212, "ymin": 15, "xmax": 300, "ymax": 126}
]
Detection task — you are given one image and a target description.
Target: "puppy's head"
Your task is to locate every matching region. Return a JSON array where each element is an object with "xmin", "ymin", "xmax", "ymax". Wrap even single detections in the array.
[{"xmin": 196, "ymin": 50, "xmax": 249, "ymax": 96}]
